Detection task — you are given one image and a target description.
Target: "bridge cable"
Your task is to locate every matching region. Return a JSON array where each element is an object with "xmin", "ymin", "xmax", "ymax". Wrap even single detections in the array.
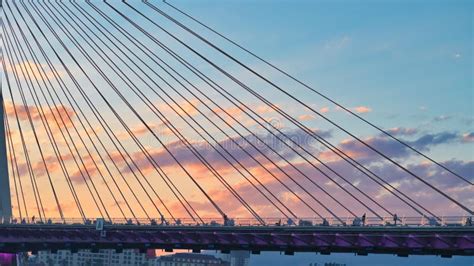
[
  {"xmin": 111, "ymin": 5, "xmax": 382, "ymax": 219},
  {"xmin": 133, "ymin": 1, "xmax": 473, "ymax": 215},
  {"xmin": 26, "ymin": 0, "xmax": 142, "ymax": 222},
  {"xmin": 107, "ymin": 0, "xmax": 347, "ymax": 223},
  {"xmin": 161, "ymin": 0, "xmax": 472, "ymax": 186},
  {"xmin": 123, "ymin": 0, "xmax": 435, "ymax": 219},
  {"xmin": 6, "ymin": 6, "xmax": 128, "ymax": 221},
  {"xmin": 31, "ymin": 0, "xmax": 150, "ymax": 222},
  {"xmin": 4, "ymin": 36, "xmax": 71, "ymax": 221},
  {"xmin": 63, "ymin": 1, "xmax": 289, "ymax": 224},
  {"xmin": 6, "ymin": 2, "xmax": 123, "ymax": 221},
  {"xmin": 14, "ymin": 0, "xmax": 186, "ymax": 220},
  {"xmin": 13, "ymin": 0, "xmax": 132, "ymax": 222},
  {"xmin": 152, "ymin": 1, "xmax": 441, "ymax": 218},
  {"xmin": 4, "ymin": 106, "xmax": 23, "ymax": 221},
  {"xmin": 110, "ymin": 1, "xmax": 389, "ymax": 221},
  {"xmin": 2, "ymin": 17, "xmax": 45, "ymax": 223},
  {"xmin": 27, "ymin": 0, "xmax": 191, "ymax": 223},
  {"xmin": 99, "ymin": 1, "xmax": 392, "ymax": 221},
  {"xmin": 2, "ymin": 28, "xmax": 65, "ymax": 222},
  {"xmin": 7, "ymin": 0, "xmax": 107, "ymax": 221},
  {"xmin": 55, "ymin": 0, "xmax": 246, "ymax": 223},
  {"xmin": 75, "ymin": 1, "xmax": 296, "ymax": 221},
  {"xmin": 5, "ymin": 1, "xmax": 456, "ymax": 221},
  {"xmin": 84, "ymin": 0, "xmax": 262, "ymax": 224},
  {"xmin": 2, "ymin": 68, "xmax": 44, "ymax": 222},
  {"xmin": 12, "ymin": 1, "xmax": 176, "ymax": 222},
  {"xmin": 45, "ymin": 0, "xmax": 204, "ymax": 223},
  {"xmin": 23, "ymin": 0, "xmax": 202, "ymax": 223},
  {"xmin": 3, "ymin": 16, "xmax": 87, "ymax": 221},
  {"xmin": 104, "ymin": 0, "xmax": 337, "ymax": 221},
  {"xmin": 100, "ymin": 0, "xmax": 373, "ymax": 222},
  {"xmin": 6, "ymin": 10, "xmax": 106, "ymax": 221},
  {"xmin": 35, "ymin": 0, "xmax": 224, "ymax": 223},
  {"xmin": 97, "ymin": 0, "xmax": 422, "ymax": 220}
]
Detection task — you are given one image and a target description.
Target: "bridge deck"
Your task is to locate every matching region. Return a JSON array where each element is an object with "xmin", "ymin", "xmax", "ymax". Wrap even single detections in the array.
[{"xmin": 1, "ymin": 224, "xmax": 473, "ymax": 256}]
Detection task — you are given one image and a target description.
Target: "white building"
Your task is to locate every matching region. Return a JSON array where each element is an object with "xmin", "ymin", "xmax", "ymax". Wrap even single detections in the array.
[
  {"xmin": 32, "ymin": 249, "xmax": 151, "ymax": 265},
  {"xmin": 28, "ymin": 249, "xmax": 232, "ymax": 266}
]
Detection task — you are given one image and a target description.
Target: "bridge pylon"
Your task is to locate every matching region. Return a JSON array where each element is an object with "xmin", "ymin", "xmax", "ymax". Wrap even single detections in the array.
[
  {"xmin": 0, "ymin": 89, "xmax": 12, "ymax": 223},
  {"xmin": 1, "ymin": 0, "xmax": 13, "ymax": 221}
]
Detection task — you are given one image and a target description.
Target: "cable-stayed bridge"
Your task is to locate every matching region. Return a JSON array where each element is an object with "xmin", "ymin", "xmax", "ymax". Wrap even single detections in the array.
[{"xmin": 0, "ymin": 0, "xmax": 473, "ymax": 258}]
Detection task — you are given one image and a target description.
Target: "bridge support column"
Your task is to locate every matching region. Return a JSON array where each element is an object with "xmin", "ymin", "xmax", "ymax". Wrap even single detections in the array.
[{"xmin": 0, "ymin": 91, "xmax": 12, "ymax": 223}]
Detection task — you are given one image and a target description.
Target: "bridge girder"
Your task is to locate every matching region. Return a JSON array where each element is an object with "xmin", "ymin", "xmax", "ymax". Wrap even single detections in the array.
[{"xmin": 0, "ymin": 225, "xmax": 472, "ymax": 256}]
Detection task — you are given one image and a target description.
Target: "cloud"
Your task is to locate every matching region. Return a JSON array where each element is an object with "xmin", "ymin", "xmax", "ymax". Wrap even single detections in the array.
[
  {"xmin": 211, "ymin": 105, "xmax": 244, "ymax": 121},
  {"xmin": 353, "ymin": 106, "xmax": 372, "ymax": 114},
  {"xmin": 10, "ymin": 108, "xmax": 471, "ymax": 218},
  {"xmin": 334, "ymin": 106, "xmax": 372, "ymax": 114},
  {"xmin": 160, "ymin": 157, "xmax": 473, "ymax": 218},
  {"xmin": 409, "ymin": 132, "xmax": 458, "ymax": 151},
  {"xmin": 30, "ymin": 154, "xmax": 75, "ymax": 177},
  {"xmin": 298, "ymin": 114, "xmax": 315, "ymax": 121},
  {"xmin": 319, "ymin": 107, "xmax": 330, "ymax": 113},
  {"xmin": 69, "ymin": 154, "xmax": 101, "ymax": 184},
  {"xmin": 461, "ymin": 132, "xmax": 474, "ymax": 143},
  {"xmin": 320, "ymin": 131, "xmax": 461, "ymax": 163},
  {"xmin": 364, "ymin": 159, "xmax": 473, "ymax": 215},
  {"xmin": 116, "ymin": 122, "xmax": 174, "ymax": 140},
  {"xmin": 386, "ymin": 127, "xmax": 418, "ymax": 136},
  {"xmin": 255, "ymin": 104, "xmax": 280, "ymax": 115},
  {"xmin": 433, "ymin": 115, "xmax": 452, "ymax": 122},
  {"xmin": 156, "ymin": 98, "xmax": 202, "ymax": 118},
  {"xmin": 124, "ymin": 127, "xmax": 331, "ymax": 176},
  {"xmin": 5, "ymin": 101, "xmax": 76, "ymax": 128}
]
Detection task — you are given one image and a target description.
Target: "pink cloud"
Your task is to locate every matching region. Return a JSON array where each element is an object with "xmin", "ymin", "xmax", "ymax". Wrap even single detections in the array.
[
  {"xmin": 387, "ymin": 127, "xmax": 418, "ymax": 136},
  {"xmin": 461, "ymin": 132, "xmax": 474, "ymax": 143}
]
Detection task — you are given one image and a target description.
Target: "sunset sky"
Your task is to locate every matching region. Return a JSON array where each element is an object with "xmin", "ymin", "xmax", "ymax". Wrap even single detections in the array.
[{"xmin": 1, "ymin": 0, "xmax": 472, "ymax": 221}]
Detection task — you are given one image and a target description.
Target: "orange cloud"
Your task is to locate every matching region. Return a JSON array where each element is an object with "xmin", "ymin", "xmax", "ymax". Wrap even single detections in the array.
[
  {"xmin": 5, "ymin": 101, "xmax": 76, "ymax": 128},
  {"xmin": 320, "ymin": 107, "xmax": 330, "ymax": 113},
  {"xmin": 298, "ymin": 114, "xmax": 314, "ymax": 121},
  {"xmin": 353, "ymin": 106, "xmax": 372, "ymax": 114},
  {"xmin": 255, "ymin": 104, "xmax": 280, "ymax": 115},
  {"xmin": 212, "ymin": 105, "xmax": 244, "ymax": 118},
  {"xmin": 334, "ymin": 105, "xmax": 372, "ymax": 114},
  {"xmin": 156, "ymin": 98, "xmax": 202, "ymax": 118},
  {"xmin": 116, "ymin": 122, "xmax": 174, "ymax": 140},
  {"xmin": 69, "ymin": 155, "xmax": 101, "ymax": 184},
  {"xmin": 5, "ymin": 60, "xmax": 63, "ymax": 80}
]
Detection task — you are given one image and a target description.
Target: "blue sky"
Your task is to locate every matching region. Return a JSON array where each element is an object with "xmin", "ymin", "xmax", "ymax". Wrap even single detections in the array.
[{"xmin": 171, "ymin": 0, "xmax": 473, "ymax": 158}]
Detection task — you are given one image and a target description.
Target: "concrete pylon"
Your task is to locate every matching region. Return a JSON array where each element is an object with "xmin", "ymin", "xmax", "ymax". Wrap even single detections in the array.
[
  {"xmin": 0, "ymin": 91, "xmax": 12, "ymax": 223},
  {"xmin": 1, "ymin": 0, "xmax": 13, "ymax": 222}
]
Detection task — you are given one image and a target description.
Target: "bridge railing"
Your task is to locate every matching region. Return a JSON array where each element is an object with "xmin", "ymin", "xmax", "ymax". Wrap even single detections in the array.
[{"xmin": 2, "ymin": 216, "xmax": 473, "ymax": 227}]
